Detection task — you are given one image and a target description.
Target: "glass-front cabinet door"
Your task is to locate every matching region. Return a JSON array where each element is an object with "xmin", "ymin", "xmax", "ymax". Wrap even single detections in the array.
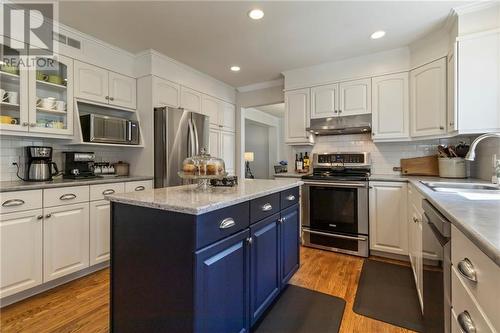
[
  {"xmin": 0, "ymin": 38, "xmax": 29, "ymax": 132},
  {"xmin": 28, "ymin": 54, "xmax": 73, "ymax": 135}
]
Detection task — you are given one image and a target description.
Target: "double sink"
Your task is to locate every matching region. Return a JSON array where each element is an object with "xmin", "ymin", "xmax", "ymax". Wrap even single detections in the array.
[{"xmin": 421, "ymin": 181, "xmax": 500, "ymax": 200}]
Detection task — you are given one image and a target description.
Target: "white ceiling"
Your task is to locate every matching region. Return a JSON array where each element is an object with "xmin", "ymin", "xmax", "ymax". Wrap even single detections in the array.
[
  {"xmin": 254, "ymin": 103, "xmax": 285, "ymax": 118},
  {"xmin": 59, "ymin": 1, "xmax": 465, "ymax": 88}
]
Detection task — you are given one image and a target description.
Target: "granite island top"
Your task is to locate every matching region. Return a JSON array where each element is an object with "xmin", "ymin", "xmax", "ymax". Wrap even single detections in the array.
[
  {"xmin": 0, "ymin": 175, "xmax": 153, "ymax": 192},
  {"xmin": 107, "ymin": 178, "xmax": 303, "ymax": 215},
  {"xmin": 371, "ymin": 174, "xmax": 500, "ymax": 266}
]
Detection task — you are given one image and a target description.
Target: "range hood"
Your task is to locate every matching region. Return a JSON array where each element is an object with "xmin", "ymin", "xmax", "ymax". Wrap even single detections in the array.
[{"xmin": 306, "ymin": 114, "xmax": 372, "ymax": 136}]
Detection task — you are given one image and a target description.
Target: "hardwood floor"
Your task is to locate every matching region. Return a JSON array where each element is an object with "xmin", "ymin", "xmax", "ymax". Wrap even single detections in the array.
[{"xmin": 1, "ymin": 247, "xmax": 415, "ymax": 333}]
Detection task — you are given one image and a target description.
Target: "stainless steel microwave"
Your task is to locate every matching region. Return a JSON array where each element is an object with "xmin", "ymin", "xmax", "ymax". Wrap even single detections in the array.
[{"xmin": 80, "ymin": 114, "xmax": 140, "ymax": 145}]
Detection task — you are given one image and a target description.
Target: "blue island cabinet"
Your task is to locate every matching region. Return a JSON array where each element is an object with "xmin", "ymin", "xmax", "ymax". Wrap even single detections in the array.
[{"xmin": 110, "ymin": 186, "xmax": 300, "ymax": 333}]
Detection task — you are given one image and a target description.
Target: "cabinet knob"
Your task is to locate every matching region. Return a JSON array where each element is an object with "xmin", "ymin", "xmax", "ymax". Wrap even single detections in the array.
[
  {"xmin": 457, "ymin": 258, "xmax": 477, "ymax": 283},
  {"xmin": 412, "ymin": 216, "xmax": 419, "ymax": 223},
  {"xmin": 105, "ymin": 96, "xmax": 109, "ymax": 100},
  {"xmin": 439, "ymin": 126, "xmax": 444, "ymax": 130},
  {"xmin": 29, "ymin": 123, "xmax": 36, "ymax": 127},
  {"xmin": 109, "ymin": 97, "xmax": 115, "ymax": 101},
  {"xmin": 457, "ymin": 311, "xmax": 476, "ymax": 333},
  {"xmin": 22, "ymin": 122, "xmax": 29, "ymax": 127},
  {"xmin": 334, "ymin": 110, "xmax": 338, "ymax": 114},
  {"xmin": 45, "ymin": 214, "xmax": 52, "ymax": 218},
  {"xmin": 286, "ymin": 195, "xmax": 296, "ymax": 201},
  {"xmin": 338, "ymin": 110, "xmax": 342, "ymax": 114},
  {"xmin": 246, "ymin": 237, "xmax": 253, "ymax": 245},
  {"xmin": 37, "ymin": 215, "xmax": 43, "ymax": 220}
]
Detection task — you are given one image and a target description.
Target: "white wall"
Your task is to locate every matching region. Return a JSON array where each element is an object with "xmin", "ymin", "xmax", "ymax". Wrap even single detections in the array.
[{"xmin": 245, "ymin": 120, "xmax": 270, "ymax": 179}]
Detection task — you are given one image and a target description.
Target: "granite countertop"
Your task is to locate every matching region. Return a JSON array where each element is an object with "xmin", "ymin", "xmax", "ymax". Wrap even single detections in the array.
[
  {"xmin": 371, "ymin": 174, "xmax": 500, "ymax": 266},
  {"xmin": 107, "ymin": 178, "xmax": 303, "ymax": 215},
  {"xmin": 0, "ymin": 176, "xmax": 153, "ymax": 192}
]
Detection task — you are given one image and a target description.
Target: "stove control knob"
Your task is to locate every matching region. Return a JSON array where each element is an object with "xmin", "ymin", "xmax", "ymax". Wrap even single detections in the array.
[{"xmin": 71, "ymin": 169, "xmax": 80, "ymax": 176}]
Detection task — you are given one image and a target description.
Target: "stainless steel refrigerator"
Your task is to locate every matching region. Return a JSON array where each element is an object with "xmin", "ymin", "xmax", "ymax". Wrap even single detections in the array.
[{"xmin": 154, "ymin": 107, "xmax": 209, "ymax": 188}]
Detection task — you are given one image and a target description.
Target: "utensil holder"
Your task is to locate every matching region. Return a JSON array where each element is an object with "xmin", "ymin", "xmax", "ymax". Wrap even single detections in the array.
[{"xmin": 438, "ymin": 157, "xmax": 467, "ymax": 178}]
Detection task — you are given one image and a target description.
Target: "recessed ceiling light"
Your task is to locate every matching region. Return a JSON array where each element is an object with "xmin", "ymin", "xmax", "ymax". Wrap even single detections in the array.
[
  {"xmin": 230, "ymin": 66, "xmax": 241, "ymax": 72},
  {"xmin": 371, "ymin": 30, "xmax": 386, "ymax": 39},
  {"xmin": 248, "ymin": 9, "xmax": 264, "ymax": 20}
]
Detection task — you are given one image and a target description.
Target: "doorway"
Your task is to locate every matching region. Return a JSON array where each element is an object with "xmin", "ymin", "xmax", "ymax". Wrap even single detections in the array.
[{"xmin": 245, "ymin": 120, "xmax": 270, "ymax": 179}]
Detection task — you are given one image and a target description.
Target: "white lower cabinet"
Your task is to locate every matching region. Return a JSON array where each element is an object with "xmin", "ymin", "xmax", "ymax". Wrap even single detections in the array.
[
  {"xmin": 369, "ymin": 182, "xmax": 408, "ymax": 256},
  {"xmin": 43, "ymin": 202, "xmax": 90, "ymax": 282},
  {"xmin": 90, "ymin": 200, "xmax": 111, "ymax": 265},
  {"xmin": 0, "ymin": 209, "xmax": 43, "ymax": 298}
]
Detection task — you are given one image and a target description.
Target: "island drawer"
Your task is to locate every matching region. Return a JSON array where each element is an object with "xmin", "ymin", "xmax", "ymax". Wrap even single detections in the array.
[
  {"xmin": 90, "ymin": 182, "xmax": 125, "ymax": 201},
  {"xmin": 0, "ymin": 189, "xmax": 42, "ymax": 214},
  {"xmin": 44, "ymin": 186, "xmax": 89, "ymax": 208},
  {"xmin": 196, "ymin": 201, "xmax": 250, "ymax": 249},
  {"xmin": 280, "ymin": 187, "xmax": 299, "ymax": 210},
  {"xmin": 250, "ymin": 193, "xmax": 280, "ymax": 223}
]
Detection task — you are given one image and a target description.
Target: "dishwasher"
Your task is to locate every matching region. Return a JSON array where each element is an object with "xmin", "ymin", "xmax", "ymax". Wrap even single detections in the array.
[{"xmin": 422, "ymin": 199, "xmax": 451, "ymax": 333}]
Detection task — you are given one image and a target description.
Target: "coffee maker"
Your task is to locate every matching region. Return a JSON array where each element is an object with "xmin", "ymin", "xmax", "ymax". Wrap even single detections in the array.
[
  {"xmin": 25, "ymin": 146, "xmax": 59, "ymax": 182},
  {"xmin": 63, "ymin": 152, "xmax": 97, "ymax": 179}
]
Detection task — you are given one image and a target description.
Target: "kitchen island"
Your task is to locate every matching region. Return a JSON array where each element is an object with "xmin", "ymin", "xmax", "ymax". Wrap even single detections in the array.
[{"xmin": 107, "ymin": 179, "xmax": 303, "ymax": 333}]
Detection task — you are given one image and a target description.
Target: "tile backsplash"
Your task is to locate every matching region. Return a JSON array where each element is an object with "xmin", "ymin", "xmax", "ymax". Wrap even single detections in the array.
[
  {"xmin": 0, "ymin": 137, "xmax": 133, "ymax": 181},
  {"xmin": 310, "ymin": 134, "xmax": 471, "ymax": 175}
]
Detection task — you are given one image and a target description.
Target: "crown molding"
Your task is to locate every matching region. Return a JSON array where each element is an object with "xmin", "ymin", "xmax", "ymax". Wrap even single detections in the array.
[
  {"xmin": 453, "ymin": 1, "xmax": 499, "ymax": 16},
  {"xmin": 237, "ymin": 78, "xmax": 284, "ymax": 93}
]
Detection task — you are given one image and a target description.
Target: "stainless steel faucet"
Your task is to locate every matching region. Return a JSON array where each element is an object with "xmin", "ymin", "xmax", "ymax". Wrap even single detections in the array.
[{"xmin": 465, "ymin": 133, "xmax": 500, "ymax": 161}]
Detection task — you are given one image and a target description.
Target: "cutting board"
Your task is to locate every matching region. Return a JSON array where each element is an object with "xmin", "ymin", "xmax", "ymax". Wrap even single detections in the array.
[{"xmin": 400, "ymin": 155, "xmax": 439, "ymax": 176}]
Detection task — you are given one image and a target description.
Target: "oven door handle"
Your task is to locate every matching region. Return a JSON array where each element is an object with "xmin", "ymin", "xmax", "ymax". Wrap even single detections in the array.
[
  {"xmin": 302, "ymin": 228, "xmax": 367, "ymax": 241},
  {"xmin": 303, "ymin": 181, "xmax": 367, "ymax": 188}
]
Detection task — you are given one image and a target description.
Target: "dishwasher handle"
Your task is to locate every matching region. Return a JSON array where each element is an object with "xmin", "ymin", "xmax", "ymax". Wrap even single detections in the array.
[{"xmin": 423, "ymin": 212, "xmax": 449, "ymax": 247}]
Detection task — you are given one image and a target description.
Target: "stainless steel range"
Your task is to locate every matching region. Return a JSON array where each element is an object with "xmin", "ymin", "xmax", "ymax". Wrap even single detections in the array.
[{"xmin": 301, "ymin": 152, "xmax": 370, "ymax": 257}]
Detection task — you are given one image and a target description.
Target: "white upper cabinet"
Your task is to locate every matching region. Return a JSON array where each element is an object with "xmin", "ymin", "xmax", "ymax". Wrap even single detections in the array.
[
  {"xmin": 369, "ymin": 181, "xmax": 408, "ymax": 256},
  {"xmin": 0, "ymin": 209, "xmax": 43, "ymax": 298},
  {"xmin": 457, "ymin": 31, "xmax": 500, "ymax": 133},
  {"xmin": 410, "ymin": 57, "xmax": 447, "ymax": 138},
  {"xmin": 220, "ymin": 101, "xmax": 235, "ymax": 132},
  {"xmin": 339, "ymin": 78, "xmax": 371, "ymax": 116},
  {"xmin": 108, "ymin": 72, "xmax": 137, "ymax": 109},
  {"xmin": 371, "ymin": 72, "xmax": 409, "ymax": 141},
  {"xmin": 74, "ymin": 61, "xmax": 109, "ymax": 104},
  {"xmin": 74, "ymin": 60, "xmax": 136, "ymax": 109},
  {"xmin": 180, "ymin": 86, "xmax": 202, "ymax": 113},
  {"xmin": 311, "ymin": 84, "xmax": 338, "ymax": 119},
  {"xmin": 209, "ymin": 127, "xmax": 220, "ymax": 157},
  {"xmin": 153, "ymin": 76, "xmax": 180, "ymax": 108},
  {"xmin": 447, "ymin": 50, "xmax": 457, "ymax": 133},
  {"xmin": 202, "ymin": 95, "xmax": 220, "ymax": 126},
  {"xmin": 285, "ymin": 88, "xmax": 312, "ymax": 144}
]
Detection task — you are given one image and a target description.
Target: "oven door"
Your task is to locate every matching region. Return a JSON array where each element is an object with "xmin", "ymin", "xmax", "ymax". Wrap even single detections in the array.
[{"xmin": 302, "ymin": 181, "xmax": 368, "ymax": 235}]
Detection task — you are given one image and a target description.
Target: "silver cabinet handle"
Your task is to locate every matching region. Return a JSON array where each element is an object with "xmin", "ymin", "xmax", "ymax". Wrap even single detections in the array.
[
  {"xmin": 135, "ymin": 186, "xmax": 145, "ymax": 191},
  {"xmin": 412, "ymin": 216, "xmax": 419, "ymax": 223},
  {"xmin": 102, "ymin": 189, "xmax": 115, "ymax": 195},
  {"xmin": 29, "ymin": 123, "xmax": 36, "ymax": 127},
  {"xmin": 457, "ymin": 311, "xmax": 476, "ymax": 333},
  {"xmin": 261, "ymin": 203, "xmax": 273, "ymax": 212},
  {"xmin": 37, "ymin": 215, "xmax": 43, "ymax": 220},
  {"xmin": 334, "ymin": 110, "xmax": 338, "ymax": 114},
  {"xmin": 59, "ymin": 193, "xmax": 76, "ymax": 201},
  {"xmin": 2, "ymin": 199, "xmax": 25, "ymax": 207},
  {"xmin": 219, "ymin": 218, "xmax": 235, "ymax": 229},
  {"xmin": 457, "ymin": 258, "xmax": 477, "ymax": 283},
  {"xmin": 109, "ymin": 97, "xmax": 115, "ymax": 101},
  {"xmin": 278, "ymin": 218, "xmax": 283, "ymax": 224},
  {"xmin": 45, "ymin": 214, "xmax": 52, "ymax": 218},
  {"xmin": 22, "ymin": 122, "xmax": 29, "ymax": 127},
  {"xmin": 246, "ymin": 237, "xmax": 253, "ymax": 245},
  {"xmin": 439, "ymin": 126, "xmax": 444, "ymax": 130},
  {"xmin": 286, "ymin": 195, "xmax": 295, "ymax": 201},
  {"xmin": 105, "ymin": 96, "xmax": 109, "ymax": 100},
  {"xmin": 338, "ymin": 110, "xmax": 342, "ymax": 114}
]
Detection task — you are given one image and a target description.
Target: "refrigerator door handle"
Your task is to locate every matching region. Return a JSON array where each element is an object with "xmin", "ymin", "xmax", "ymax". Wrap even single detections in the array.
[
  {"xmin": 193, "ymin": 118, "xmax": 200, "ymax": 154},
  {"xmin": 187, "ymin": 118, "xmax": 196, "ymax": 157}
]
